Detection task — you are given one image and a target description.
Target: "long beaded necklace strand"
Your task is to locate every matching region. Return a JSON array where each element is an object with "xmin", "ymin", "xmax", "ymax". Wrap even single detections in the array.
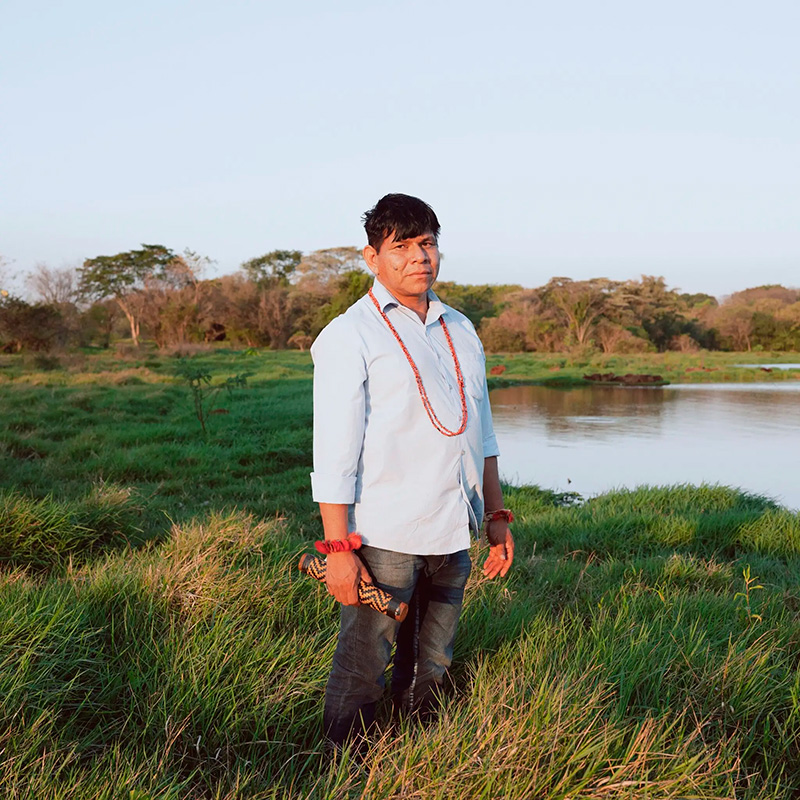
[{"xmin": 368, "ymin": 288, "xmax": 468, "ymax": 437}]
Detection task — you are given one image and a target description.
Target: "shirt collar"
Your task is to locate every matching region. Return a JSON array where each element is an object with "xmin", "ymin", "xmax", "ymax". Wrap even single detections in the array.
[{"xmin": 371, "ymin": 279, "xmax": 446, "ymax": 325}]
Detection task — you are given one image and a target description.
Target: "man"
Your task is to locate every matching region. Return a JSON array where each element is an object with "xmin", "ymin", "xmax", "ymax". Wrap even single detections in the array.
[{"xmin": 310, "ymin": 193, "xmax": 514, "ymax": 747}]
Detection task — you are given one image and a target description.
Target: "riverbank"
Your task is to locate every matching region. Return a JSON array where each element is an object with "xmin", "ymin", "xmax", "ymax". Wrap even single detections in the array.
[
  {"xmin": 485, "ymin": 351, "xmax": 800, "ymax": 389},
  {"xmin": 2, "ymin": 351, "xmax": 800, "ymax": 797}
]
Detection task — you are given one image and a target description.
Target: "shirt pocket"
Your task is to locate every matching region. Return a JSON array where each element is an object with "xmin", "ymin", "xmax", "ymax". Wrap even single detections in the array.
[{"xmin": 458, "ymin": 353, "xmax": 487, "ymax": 399}]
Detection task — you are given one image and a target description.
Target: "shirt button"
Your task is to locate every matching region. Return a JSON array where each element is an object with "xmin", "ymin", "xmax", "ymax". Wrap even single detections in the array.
[{"xmin": 461, "ymin": 450, "xmax": 465, "ymax": 455}]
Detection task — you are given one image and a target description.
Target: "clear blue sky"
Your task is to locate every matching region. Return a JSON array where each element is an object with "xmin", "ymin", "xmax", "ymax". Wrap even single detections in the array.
[{"xmin": 2, "ymin": 0, "xmax": 798, "ymax": 297}]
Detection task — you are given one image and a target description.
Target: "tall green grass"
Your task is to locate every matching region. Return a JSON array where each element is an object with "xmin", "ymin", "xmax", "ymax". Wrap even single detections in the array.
[
  {"xmin": 0, "ymin": 484, "xmax": 141, "ymax": 568},
  {"xmin": 1, "ymin": 350, "xmax": 800, "ymax": 797}
]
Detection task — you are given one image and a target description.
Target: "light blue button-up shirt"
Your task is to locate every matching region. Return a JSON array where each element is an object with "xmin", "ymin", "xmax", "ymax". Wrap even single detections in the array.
[{"xmin": 310, "ymin": 280, "xmax": 500, "ymax": 555}]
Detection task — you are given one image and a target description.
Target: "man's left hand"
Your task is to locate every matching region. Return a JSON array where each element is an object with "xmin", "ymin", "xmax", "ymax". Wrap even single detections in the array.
[{"xmin": 482, "ymin": 520, "xmax": 514, "ymax": 578}]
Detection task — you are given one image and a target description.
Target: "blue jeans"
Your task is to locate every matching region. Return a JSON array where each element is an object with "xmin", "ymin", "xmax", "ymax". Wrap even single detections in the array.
[{"xmin": 323, "ymin": 546, "xmax": 472, "ymax": 745}]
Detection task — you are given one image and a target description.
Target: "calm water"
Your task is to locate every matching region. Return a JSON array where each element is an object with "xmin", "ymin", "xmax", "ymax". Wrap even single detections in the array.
[{"xmin": 491, "ymin": 383, "xmax": 800, "ymax": 510}]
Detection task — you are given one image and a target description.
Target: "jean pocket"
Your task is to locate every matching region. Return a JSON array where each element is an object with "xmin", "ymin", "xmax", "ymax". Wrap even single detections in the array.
[{"xmin": 360, "ymin": 546, "xmax": 417, "ymax": 592}]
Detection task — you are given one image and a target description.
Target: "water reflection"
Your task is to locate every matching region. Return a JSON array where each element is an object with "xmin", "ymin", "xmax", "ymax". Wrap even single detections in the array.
[
  {"xmin": 491, "ymin": 383, "xmax": 800, "ymax": 510},
  {"xmin": 496, "ymin": 385, "xmax": 677, "ymax": 440}
]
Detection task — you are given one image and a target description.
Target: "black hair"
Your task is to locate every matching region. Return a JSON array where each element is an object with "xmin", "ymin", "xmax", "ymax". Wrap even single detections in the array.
[{"xmin": 362, "ymin": 193, "xmax": 440, "ymax": 251}]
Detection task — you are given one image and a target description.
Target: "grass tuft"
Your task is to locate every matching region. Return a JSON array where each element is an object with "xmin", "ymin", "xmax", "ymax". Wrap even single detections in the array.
[{"xmin": 0, "ymin": 484, "xmax": 141, "ymax": 569}]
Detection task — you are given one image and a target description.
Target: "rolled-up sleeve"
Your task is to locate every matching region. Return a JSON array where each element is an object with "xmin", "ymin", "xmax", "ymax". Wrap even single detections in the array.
[
  {"xmin": 480, "ymin": 376, "xmax": 500, "ymax": 458},
  {"xmin": 310, "ymin": 318, "xmax": 367, "ymax": 503}
]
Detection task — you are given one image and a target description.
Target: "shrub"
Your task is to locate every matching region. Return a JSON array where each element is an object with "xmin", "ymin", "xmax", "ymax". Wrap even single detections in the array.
[{"xmin": 0, "ymin": 295, "xmax": 68, "ymax": 352}]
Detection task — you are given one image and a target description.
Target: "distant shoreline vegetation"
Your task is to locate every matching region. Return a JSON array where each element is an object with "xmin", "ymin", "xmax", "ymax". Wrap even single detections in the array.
[
  {"xmin": 482, "ymin": 351, "xmax": 800, "ymax": 389},
  {"xmin": 1, "ymin": 246, "xmax": 799, "ymax": 354},
  {"xmin": 1, "ymin": 350, "xmax": 799, "ymax": 391}
]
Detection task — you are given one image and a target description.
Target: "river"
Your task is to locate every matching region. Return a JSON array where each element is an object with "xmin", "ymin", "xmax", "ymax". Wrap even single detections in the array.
[{"xmin": 490, "ymin": 382, "xmax": 800, "ymax": 511}]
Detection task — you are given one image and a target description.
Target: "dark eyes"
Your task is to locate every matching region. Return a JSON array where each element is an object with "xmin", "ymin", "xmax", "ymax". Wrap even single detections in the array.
[{"xmin": 394, "ymin": 240, "xmax": 436, "ymax": 250}]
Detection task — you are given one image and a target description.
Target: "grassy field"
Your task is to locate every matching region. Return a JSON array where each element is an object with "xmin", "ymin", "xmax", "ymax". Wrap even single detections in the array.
[{"xmin": 2, "ymin": 348, "xmax": 800, "ymax": 798}]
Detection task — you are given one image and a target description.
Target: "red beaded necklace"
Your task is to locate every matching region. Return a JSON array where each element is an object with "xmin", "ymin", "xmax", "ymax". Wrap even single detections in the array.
[{"xmin": 369, "ymin": 288, "xmax": 468, "ymax": 437}]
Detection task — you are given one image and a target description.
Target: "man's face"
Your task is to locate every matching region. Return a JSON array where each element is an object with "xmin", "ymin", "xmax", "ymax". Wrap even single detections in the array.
[{"xmin": 363, "ymin": 230, "xmax": 440, "ymax": 302}]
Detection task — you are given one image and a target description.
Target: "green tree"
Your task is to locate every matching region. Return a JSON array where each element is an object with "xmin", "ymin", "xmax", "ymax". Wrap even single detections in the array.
[
  {"xmin": 310, "ymin": 269, "xmax": 374, "ymax": 336},
  {"xmin": 79, "ymin": 300, "xmax": 120, "ymax": 349},
  {"xmin": 137, "ymin": 250, "xmax": 215, "ymax": 348},
  {"xmin": 295, "ymin": 247, "xmax": 362, "ymax": 294},
  {"xmin": 478, "ymin": 315, "xmax": 527, "ymax": 352},
  {"xmin": 620, "ymin": 276, "xmax": 715, "ymax": 352},
  {"xmin": 237, "ymin": 250, "xmax": 305, "ymax": 349},
  {"xmin": 679, "ymin": 291, "xmax": 718, "ymax": 311},
  {"xmin": 241, "ymin": 250, "xmax": 302, "ymax": 287},
  {"xmin": 712, "ymin": 285, "xmax": 800, "ymax": 351},
  {"xmin": 435, "ymin": 282, "xmax": 513, "ymax": 328},
  {"xmin": 257, "ymin": 285, "xmax": 296, "ymax": 349},
  {"xmin": 0, "ymin": 295, "xmax": 67, "ymax": 351},
  {"xmin": 775, "ymin": 302, "xmax": 800, "ymax": 350},
  {"xmin": 714, "ymin": 304, "xmax": 755, "ymax": 351},
  {"xmin": 77, "ymin": 244, "xmax": 177, "ymax": 347},
  {"xmin": 540, "ymin": 277, "xmax": 620, "ymax": 348}
]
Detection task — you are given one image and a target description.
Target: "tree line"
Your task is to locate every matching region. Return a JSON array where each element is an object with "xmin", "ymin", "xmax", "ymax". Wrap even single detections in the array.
[{"xmin": 1, "ymin": 245, "xmax": 799, "ymax": 353}]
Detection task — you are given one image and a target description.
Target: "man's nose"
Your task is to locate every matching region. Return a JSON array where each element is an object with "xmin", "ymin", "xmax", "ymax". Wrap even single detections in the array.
[{"xmin": 409, "ymin": 242, "xmax": 429, "ymax": 263}]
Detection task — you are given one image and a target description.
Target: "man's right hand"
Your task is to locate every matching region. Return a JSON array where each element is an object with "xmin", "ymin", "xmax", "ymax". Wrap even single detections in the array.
[{"xmin": 325, "ymin": 550, "xmax": 373, "ymax": 605}]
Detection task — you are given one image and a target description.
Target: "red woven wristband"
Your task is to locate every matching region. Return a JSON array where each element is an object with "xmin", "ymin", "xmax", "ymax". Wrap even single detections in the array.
[
  {"xmin": 483, "ymin": 509, "xmax": 514, "ymax": 525},
  {"xmin": 314, "ymin": 533, "xmax": 363, "ymax": 554}
]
